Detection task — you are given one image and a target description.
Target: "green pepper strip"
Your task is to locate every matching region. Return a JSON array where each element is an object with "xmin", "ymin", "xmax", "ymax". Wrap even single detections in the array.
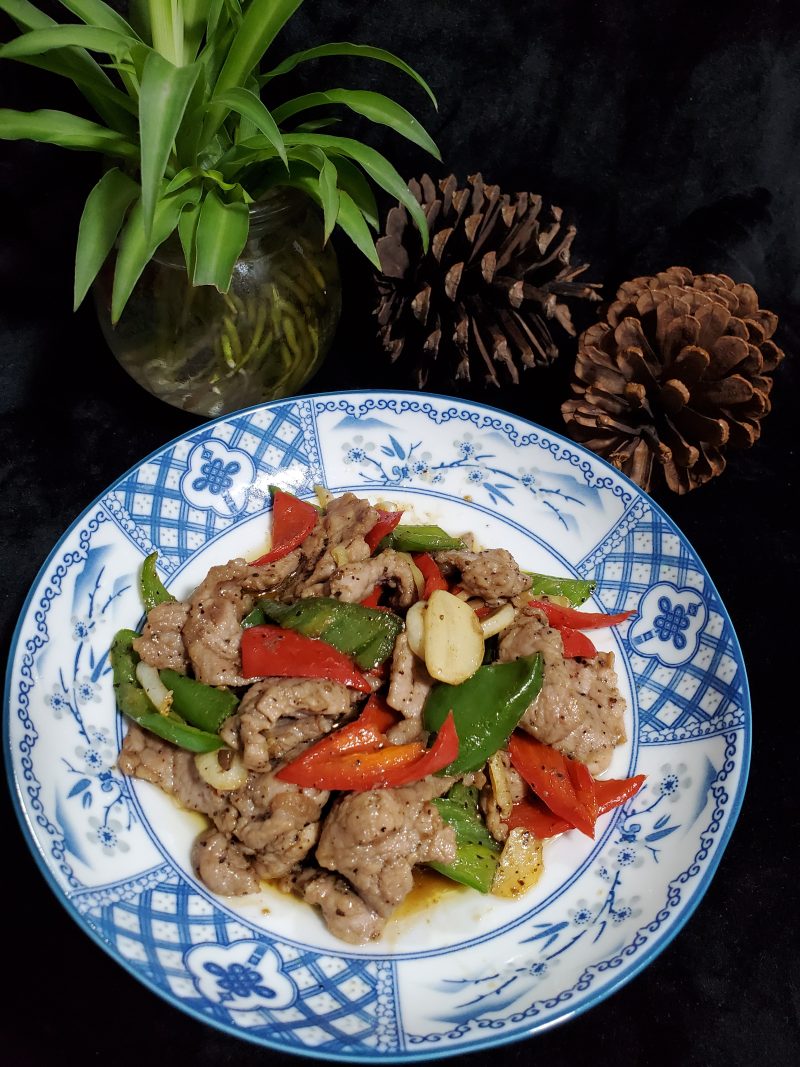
[
  {"xmin": 111, "ymin": 629, "xmax": 223, "ymax": 753},
  {"xmin": 430, "ymin": 784, "xmax": 501, "ymax": 894},
  {"xmin": 423, "ymin": 653, "xmax": 543, "ymax": 775},
  {"xmin": 159, "ymin": 668, "xmax": 239, "ymax": 733},
  {"xmin": 381, "ymin": 525, "xmax": 465, "ymax": 553},
  {"xmin": 141, "ymin": 552, "xmax": 176, "ymax": 613},
  {"xmin": 523, "ymin": 571, "xmax": 596, "ymax": 607},
  {"xmin": 242, "ymin": 605, "xmax": 266, "ymax": 629},
  {"xmin": 259, "ymin": 597, "xmax": 402, "ymax": 670}
]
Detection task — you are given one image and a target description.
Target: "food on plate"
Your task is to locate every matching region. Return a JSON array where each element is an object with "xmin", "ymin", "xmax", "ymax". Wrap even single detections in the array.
[{"xmin": 114, "ymin": 489, "xmax": 643, "ymax": 943}]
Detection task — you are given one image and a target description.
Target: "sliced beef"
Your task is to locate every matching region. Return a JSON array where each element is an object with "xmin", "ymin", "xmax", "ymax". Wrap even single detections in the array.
[
  {"xmin": 133, "ymin": 600, "xmax": 190, "ymax": 673},
  {"xmin": 182, "ymin": 554, "xmax": 298, "ymax": 685},
  {"xmin": 386, "ymin": 632, "xmax": 433, "ymax": 742},
  {"xmin": 283, "ymin": 493, "xmax": 378, "ymax": 599},
  {"xmin": 119, "ymin": 724, "xmax": 329, "ymax": 884},
  {"xmin": 315, "ymin": 782, "xmax": 456, "ymax": 918},
  {"xmin": 118, "ymin": 723, "xmax": 236, "ymax": 832},
  {"xmin": 228, "ymin": 770, "xmax": 329, "ymax": 879},
  {"xmin": 293, "ymin": 870, "xmax": 386, "ymax": 943},
  {"xmin": 220, "ymin": 677, "xmax": 353, "ymax": 771},
  {"xmin": 435, "ymin": 548, "xmax": 531, "ymax": 605},
  {"xmin": 498, "ymin": 607, "xmax": 626, "ymax": 774},
  {"xmin": 329, "ymin": 547, "xmax": 417, "ymax": 608},
  {"xmin": 192, "ymin": 828, "xmax": 259, "ymax": 896}
]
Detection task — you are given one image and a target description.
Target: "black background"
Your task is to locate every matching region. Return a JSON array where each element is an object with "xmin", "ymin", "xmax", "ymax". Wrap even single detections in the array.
[{"xmin": 1, "ymin": 2, "xmax": 799, "ymax": 1064}]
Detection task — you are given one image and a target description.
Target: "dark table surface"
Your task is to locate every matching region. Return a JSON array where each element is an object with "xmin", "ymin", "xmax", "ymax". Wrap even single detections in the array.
[{"xmin": 2, "ymin": 2, "xmax": 799, "ymax": 1064}]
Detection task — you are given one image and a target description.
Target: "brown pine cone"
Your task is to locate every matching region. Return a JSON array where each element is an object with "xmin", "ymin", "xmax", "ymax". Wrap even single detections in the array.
[
  {"xmin": 375, "ymin": 173, "xmax": 601, "ymax": 389},
  {"xmin": 561, "ymin": 266, "xmax": 784, "ymax": 494}
]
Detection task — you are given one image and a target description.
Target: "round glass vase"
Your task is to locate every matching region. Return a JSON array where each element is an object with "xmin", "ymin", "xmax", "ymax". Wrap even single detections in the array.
[{"xmin": 94, "ymin": 189, "xmax": 341, "ymax": 417}]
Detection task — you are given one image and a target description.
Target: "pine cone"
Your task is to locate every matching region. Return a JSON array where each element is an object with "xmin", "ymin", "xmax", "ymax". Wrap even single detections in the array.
[
  {"xmin": 375, "ymin": 173, "xmax": 601, "ymax": 389},
  {"xmin": 561, "ymin": 266, "xmax": 784, "ymax": 494}
]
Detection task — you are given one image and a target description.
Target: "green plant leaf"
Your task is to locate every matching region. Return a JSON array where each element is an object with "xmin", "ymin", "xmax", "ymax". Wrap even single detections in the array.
[
  {"xmin": 332, "ymin": 156, "xmax": 378, "ymax": 229},
  {"xmin": 192, "ymin": 187, "xmax": 250, "ymax": 290},
  {"xmin": 273, "ymin": 89, "xmax": 440, "ymax": 160},
  {"xmin": 211, "ymin": 86, "xmax": 287, "ymax": 166},
  {"xmin": 0, "ymin": 1, "xmax": 137, "ymax": 129},
  {"xmin": 58, "ymin": 0, "xmax": 142, "ymax": 96},
  {"xmin": 284, "ymin": 132, "xmax": 429, "ymax": 250},
  {"xmin": 0, "ymin": 107, "xmax": 138, "ymax": 157},
  {"xmin": 138, "ymin": 51, "xmax": 200, "ymax": 238},
  {"xmin": 261, "ymin": 42, "xmax": 437, "ymax": 108},
  {"xmin": 59, "ymin": 0, "xmax": 141, "ymax": 38},
  {"xmin": 147, "ymin": 0, "xmax": 185, "ymax": 65},
  {"xmin": 177, "ymin": 200, "xmax": 201, "ymax": 278},
  {"xmin": 0, "ymin": 25, "xmax": 138, "ymax": 60},
  {"xmin": 293, "ymin": 116, "xmax": 341, "ymax": 133},
  {"xmin": 318, "ymin": 153, "xmax": 339, "ymax": 244},
  {"xmin": 174, "ymin": 62, "xmax": 211, "ymax": 167},
  {"xmin": 284, "ymin": 145, "xmax": 339, "ymax": 243},
  {"xmin": 204, "ymin": 0, "xmax": 303, "ymax": 142},
  {"xmin": 335, "ymin": 188, "xmax": 380, "ymax": 268},
  {"xmin": 15, "ymin": 52, "xmax": 137, "ymax": 126},
  {"xmin": 112, "ymin": 184, "xmax": 201, "ymax": 322},
  {"xmin": 182, "ymin": 0, "xmax": 213, "ymax": 62},
  {"xmin": 74, "ymin": 167, "xmax": 139, "ymax": 309},
  {"xmin": 0, "ymin": 0, "xmax": 53, "ymax": 30}
]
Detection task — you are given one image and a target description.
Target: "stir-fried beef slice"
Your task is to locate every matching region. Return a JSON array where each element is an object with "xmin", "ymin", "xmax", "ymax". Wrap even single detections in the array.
[
  {"xmin": 480, "ymin": 751, "xmax": 527, "ymax": 842},
  {"xmin": 329, "ymin": 547, "xmax": 417, "ymax": 607},
  {"xmin": 295, "ymin": 870, "xmax": 386, "ymax": 943},
  {"xmin": 435, "ymin": 548, "xmax": 531, "ymax": 605},
  {"xmin": 498, "ymin": 608, "xmax": 626, "ymax": 774},
  {"xmin": 282, "ymin": 493, "xmax": 378, "ymax": 599},
  {"xmin": 133, "ymin": 600, "xmax": 190, "ymax": 673},
  {"xmin": 220, "ymin": 677, "xmax": 353, "ymax": 770},
  {"xmin": 118, "ymin": 723, "xmax": 236, "ymax": 831},
  {"xmin": 192, "ymin": 828, "xmax": 259, "ymax": 896},
  {"xmin": 181, "ymin": 554, "xmax": 298, "ymax": 686},
  {"xmin": 386, "ymin": 632, "xmax": 433, "ymax": 738},
  {"xmin": 227, "ymin": 770, "xmax": 329, "ymax": 878},
  {"xmin": 315, "ymin": 782, "xmax": 456, "ymax": 918}
]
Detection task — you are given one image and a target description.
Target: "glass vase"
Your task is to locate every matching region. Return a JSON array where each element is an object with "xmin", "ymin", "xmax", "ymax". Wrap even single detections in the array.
[{"xmin": 94, "ymin": 189, "xmax": 341, "ymax": 417}]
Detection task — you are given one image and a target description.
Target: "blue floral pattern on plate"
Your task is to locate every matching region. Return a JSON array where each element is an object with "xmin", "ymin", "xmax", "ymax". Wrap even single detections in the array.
[{"xmin": 5, "ymin": 391, "xmax": 749, "ymax": 1061}]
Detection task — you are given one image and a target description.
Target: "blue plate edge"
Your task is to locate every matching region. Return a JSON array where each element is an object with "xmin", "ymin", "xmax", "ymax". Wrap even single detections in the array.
[{"xmin": 2, "ymin": 387, "xmax": 753, "ymax": 1062}]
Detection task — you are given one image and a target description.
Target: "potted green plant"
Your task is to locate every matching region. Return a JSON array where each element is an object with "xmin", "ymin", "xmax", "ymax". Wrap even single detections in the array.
[{"xmin": 0, "ymin": 0, "xmax": 438, "ymax": 415}]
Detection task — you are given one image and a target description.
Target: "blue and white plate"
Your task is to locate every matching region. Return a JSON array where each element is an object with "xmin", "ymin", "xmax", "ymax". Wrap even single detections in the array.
[{"xmin": 5, "ymin": 390, "xmax": 749, "ymax": 1060}]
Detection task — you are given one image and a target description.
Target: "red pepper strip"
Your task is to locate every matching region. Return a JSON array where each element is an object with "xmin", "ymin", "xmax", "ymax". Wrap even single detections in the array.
[
  {"xmin": 412, "ymin": 552, "xmax": 448, "ymax": 599},
  {"xmin": 559, "ymin": 626, "xmax": 598, "ymax": 659},
  {"xmin": 528, "ymin": 598, "xmax": 634, "ymax": 630},
  {"xmin": 252, "ymin": 491, "xmax": 317, "ymax": 565},
  {"xmin": 506, "ymin": 772, "xmax": 647, "ymax": 838},
  {"xmin": 567, "ymin": 756, "xmax": 598, "ymax": 828},
  {"xmin": 365, "ymin": 509, "xmax": 404, "ymax": 553},
  {"xmin": 360, "ymin": 584, "xmax": 383, "ymax": 608},
  {"xmin": 506, "ymin": 793, "xmax": 571, "ymax": 838},
  {"xmin": 595, "ymin": 774, "xmax": 646, "ymax": 813},
  {"xmin": 384, "ymin": 711, "xmax": 458, "ymax": 786},
  {"xmin": 474, "ymin": 605, "xmax": 494, "ymax": 619},
  {"xmin": 286, "ymin": 694, "xmax": 398, "ymax": 767},
  {"xmin": 241, "ymin": 626, "xmax": 371, "ymax": 693},
  {"xmin": 508, "ymin": 732, "xmax": 596, "ymax": 838},
  {"xmin": 278, "ymin": 711, "xmax": 458, "ymax": 790}
]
